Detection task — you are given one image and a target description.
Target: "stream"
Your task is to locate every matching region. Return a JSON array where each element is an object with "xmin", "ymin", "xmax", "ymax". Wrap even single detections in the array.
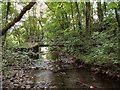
[{"xmin": 27, "ymin": 47, "xmax": 120, "ymax": 89}]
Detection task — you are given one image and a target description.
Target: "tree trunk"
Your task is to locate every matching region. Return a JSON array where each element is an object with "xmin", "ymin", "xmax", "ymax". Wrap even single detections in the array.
[
  {"xmin": 115, "ymin": 8, "xmax": 120, "ymax": 29},
  {"xmin": 70, "ymin": 1, "xmax": 75, "ymax": 30},
  {"xmin": 104, "ymin": 2, "xmax": 107, "ymax": 16},
  {"xmin": 65, "ymin": 12, "xmax": 69, "ymax": 28},
  {"xmin": 2, "ymin": 1, "xmax": 11, "ymax": 46},
  {"xmin": 114, "ymin": 7, "xmax": 120, "ymax": 61},
  {"xmin": 75, "ymin": 1, "xmax": 81, "ymax": 30},
  {"xmin": 86, "ymin": 2, "xmax": 91, "ymax": 32},
  {"xmin": 61, "ymin": 12, "xmax": 65, "ymax": 29},
  {"xmin": 39, "ymin": 13, "xmax": 44, "ymax": 41},
  {"xmin": 97, "ymin": 2, "xmax": 103, "ymax": 22}
]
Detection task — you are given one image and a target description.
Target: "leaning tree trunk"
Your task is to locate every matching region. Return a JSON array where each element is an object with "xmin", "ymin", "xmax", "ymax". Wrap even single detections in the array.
[{"xmin": 1, "ymin": 1, "xmax": 36, "ymax": 36}]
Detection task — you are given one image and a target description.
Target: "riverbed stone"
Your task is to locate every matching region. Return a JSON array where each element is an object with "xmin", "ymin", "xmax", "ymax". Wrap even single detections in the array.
[
  {"xmin": 26, "ymin": 85, "xmax": 31, "ymax": 89},
  {"xmin": 27, "ymin": 81, "xmax": 33, "ymax": 84},
  {"xmin": 14, "ymin": 79, "xmax": 19, "ymax": 83},
  {"xmin": 21, "ymin": 85, "xmax": 25, "ymax": 88},
  {"xmin": 14, "ymin": 84, "xmax": 19, "ymax": 87}
]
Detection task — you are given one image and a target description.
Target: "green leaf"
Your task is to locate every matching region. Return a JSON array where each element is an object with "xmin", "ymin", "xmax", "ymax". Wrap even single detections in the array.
[{"xmin": 107, "ymin": 3, "xmax": 117, "ymax": 10}]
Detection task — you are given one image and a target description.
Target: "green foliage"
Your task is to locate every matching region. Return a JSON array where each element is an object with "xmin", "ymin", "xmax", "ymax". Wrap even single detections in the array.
[
  {"xmin": 84, "ymin": 29, "xmax": 119, "ymax": 66},
  {"xmin": 1, "ymin": 1, "xmax": 120, "ymax": 71},
  {"xmin": 43, "ymin": 2, "xmax": 120, "ymax": 68},
  {"xmin": 2, "ymin": 49, "xmax": 32, "ymax": 69},
  {"xmin": 107, "ymin": 3, "xmax": 117, "ymax": 10}
]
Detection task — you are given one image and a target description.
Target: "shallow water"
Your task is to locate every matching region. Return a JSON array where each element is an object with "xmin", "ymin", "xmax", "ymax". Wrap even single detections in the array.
[{"xmin": 28, "ymin": 49, "xmax": 120, "ymax": 89}]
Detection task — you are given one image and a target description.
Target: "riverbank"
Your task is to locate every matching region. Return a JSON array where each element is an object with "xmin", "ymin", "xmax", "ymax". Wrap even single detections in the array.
[
  {"xmin": 2, "ymin": 57, "xmax": 120, "ymax": 89},
  {"xmin": 2, "ymin": 48, "xmax": 120, "ymax": 89},
  {"xmin": 50, "ymin": 50, "xmax": 120, "ymax": 81},
  {"xmin": 74, "ymin": 59, "xmax": 120, "ymax": 81}
]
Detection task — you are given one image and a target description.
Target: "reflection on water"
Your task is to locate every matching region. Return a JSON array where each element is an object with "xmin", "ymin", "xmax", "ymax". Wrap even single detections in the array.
[{"xmin": 29, "ymin": 47, "xmax": 120, "ymax": 89}]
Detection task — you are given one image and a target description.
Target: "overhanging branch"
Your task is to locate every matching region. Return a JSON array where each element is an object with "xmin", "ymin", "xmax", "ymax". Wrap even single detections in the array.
[{"xmin": 1, "ymin": 1, "xmax": 36, "ymax": 36}]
